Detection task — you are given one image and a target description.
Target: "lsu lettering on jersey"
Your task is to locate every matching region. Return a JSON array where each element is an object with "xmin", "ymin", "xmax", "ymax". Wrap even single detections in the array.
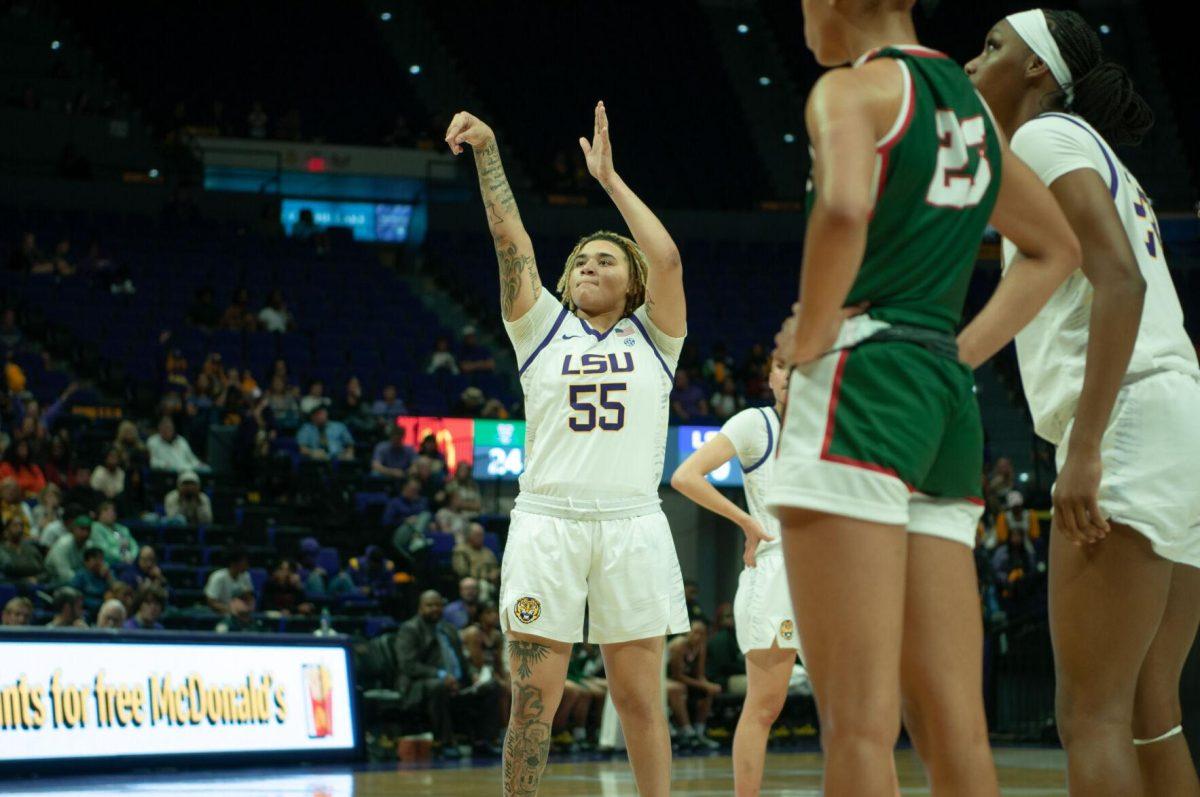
[
  {"xmin": 1002, "ymin": 113, "xmax": 1200, "ymax": 445},
  {"xmin": 504, "ymin": 289, "xmax": 683, "ymax": 504},
  {"xmin": 719, "ymin": 407, "xmax": 782, "ymax": 555}
]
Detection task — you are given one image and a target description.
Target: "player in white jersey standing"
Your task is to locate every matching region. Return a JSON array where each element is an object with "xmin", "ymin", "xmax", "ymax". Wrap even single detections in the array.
[
  {"xmin": 968, "ymin": 10, "xmax": 1200, "ymax": 796},
  {"xmin": 671, "ymin": 354, "xmax": 795, "ymax": 797},
  {"xmin": 445, "ymin": 102, "xmax": 689, "ymax": 797}
]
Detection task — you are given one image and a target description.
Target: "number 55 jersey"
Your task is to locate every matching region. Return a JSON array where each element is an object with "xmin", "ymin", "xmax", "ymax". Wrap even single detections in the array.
[{"xmin": 504, "ymin": 288, "xmax": 683, "ymax": 510}]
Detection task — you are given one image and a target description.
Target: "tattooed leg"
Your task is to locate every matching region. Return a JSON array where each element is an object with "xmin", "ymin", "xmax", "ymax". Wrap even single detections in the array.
[{"xmin": 503, "ymin": 635, "xmax": 571, "ymax": 797}]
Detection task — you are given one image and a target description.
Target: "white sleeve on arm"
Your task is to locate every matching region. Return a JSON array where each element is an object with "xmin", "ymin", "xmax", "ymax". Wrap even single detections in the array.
[
  {"xmin": 1010, "ymin": 117, "xmax": 1109, "ymax": 189},
  {"xmin": 502, "ymin": 290, "xmax": 565, "ymax": 366},
  {"xmin": 719, "ymin": 408, "xmax": 768, "ymax": 469},
  {"xmin": 632, "ymin": 305, "xmax": 686, "ymax": 373}
]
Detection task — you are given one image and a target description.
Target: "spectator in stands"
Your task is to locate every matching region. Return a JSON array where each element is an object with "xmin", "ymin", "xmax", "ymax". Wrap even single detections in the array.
[
  {"xmin": 215, "ymin": 588, "xmax": 264, "ymax": 633},
  {"xmin": 164, "ymin": 470, "xmax": 213, "ymax": 525},
  {"xmin": 88, "ymin": 447, "xmax": 126, "ymax": 500},
  {"xmin": 453, "ymin": 386, "xmax": 487, "ymax": 418},
  {"xmin": 41, "ymin": 435, "xmax": 77, "ymax": 489},
  {"xmin": 337, "ymin": 377, "xmax": 376, "ymax": 438},
  {"xmin": 89, "ymin": 501, "xmax": 137, "ymax": 566},
  {"xmin": 0, "ymin": 478, "xmax": 32, "ymax": 538},
  {"xmin": 261, "ymin": 558, "xmax": 312, "ymax": 616},
  {"xmin": 292, "ymin": 208, "xmax": 318, "ymax": 239},
  {"xmin": 71, "ymin": 547, "xmax": 113, "ymax": 613},
  {"xmin": 148, "ymin": 416, "xmax": 208, "ymax": 473},
  {"xmin": 1, "ymin": 596, "xmax": 32, "ymax": 626},
  {"xmin": 987, "ymin": 457, "xmax": 1016, "ymax": 515},
  {"xmin": 219, "ymin": 287, "xmax": 258, "ymax": 331},
  {"xmin": 443, "ymin": 577, "xmax": 479, "ymax": 630},
  {"xmin": 113, "ymin": 420, "xmax": 148, "ymax": 470},
  {"xmin": 426, "ymin": 336, "xmax": 459, "ymax": 375},
  {"xmin": 671, "ymin": 371, "xmax": 709, "ymax": 422},
  {"xmin": 710, "ymin": 378, "xmax": 744, "ymax": 422},
  {"xmin": 435, "ymin": 491, "xmax": 470, "ymax": 541},
  {"xmin": 705, "ymin": 602, "xmax": 744, "ymax": 690},
  {"xmin": 458, "ymin": 326, "xmax": 495, "ymax": 374},
  {"xmin": 296, "ymin": 537, "xmax": 356, "ymax": 598},
  {"xmin": 96, "ymin": 599, "xmax": 127, "ymax": 629},
  {"xmin": 0, "ymin": 438, "xmax": 46, "ymax": 497},
  {"xmin": 371, "ymin": 384, "xmax": 408, "ymax": 427},
  {"xmin": 382, "ymin": 479, "xmax": 428, "ymax": 529},
  {"xmin": 45, "ymin": 513, "xmax": 92, "ymax": 586},
  {"xmin": 461, "ymin": 600, "xmax": 510, "ymax": 707},
  {"xmin": 666, "ymin": 620, "xmax": 722, "ymax": 750},
  {"xmin": 992, "ymin": 523, "xmax": 1040, "ymax": 587},
  {"xmin": 702, "ymin": 343, "xmax": 736, "ymax": 387},
  {"xmin": 119, "ymin": 545, "xmax": 168, "ymax": 593},
  {"xmin": 372, "ymin": 426, "xmax": 415, "ymax": 482},
  {"xmin": 684, "ymin": 579, "xmax": 707, "ymax": 624},
  {"xmin": 105, "ymin": 580, "xmax": 134, "ymax": 614},
  {"xmin": 297, "ymin": 407, "xmax": 355, "ymax": 462},
  {"xmin": 46, "ymin": 587, "xmax": 87, "ymax": 628},
  {"xmin": 125, "ymin": 586, "xmax": 166, "ymax": 630},
  {"xmin": 411, "ymin": 457, "xmax": 446, "ymax": 508},
  {"xmin": 443, "ymin": 462, "xmax": 482, "ymax": 516},
  {"xmin": 347, "ymin": 545, "xmax": 397, "ymax": 598},
  {"xmin": 205, "ymin": 548, "xmax": 253, "ymax": 614},
  {"xmin": 299, "ymin": 380, "xmax": 331, "ymax": 416},
  {"xmin": 265, "ymin": 375, "xmax": 300, "ymax": 429},
  {"xmin": 0, "ymin": 515, "xmax": 43, "ymax": 582},
  {"xmin": 415, "ymin": 434, "xmax": 447, "ymax": 474},
  {"xmin": 0, "ymin": 309, "xmax": 22, "ymax": 351},
  {"xmin": 258, "ymin": 289, "xmax": 294, "ymax": 333},
  {"xmin": 187, "ymin": 286, "xmax": 220, "ymax": 330},
  {"xmin": 270, "ymin": 359, "xmax": 294, "ymax": 390},
  {"xmin": 247, "ymin": 101, "xmax": 269, "ymax": 139},
  {"xmin": 32, "ymin": 485, "xmax": 65, "ymax": 547},
  {"xmin": 6, "ymin": 232, "xmax": 51, "ymax": 274},
  {"xmin": 452, "ymin": 524, "xmax": 499, "ymax": 584},
  {"xmin": 395, "ymin": 590, "xmax": 498, "ymax": 757}
]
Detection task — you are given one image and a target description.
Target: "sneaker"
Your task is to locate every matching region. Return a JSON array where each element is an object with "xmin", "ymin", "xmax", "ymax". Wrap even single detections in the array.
[
  {"xmin": 439, "ymin": 745, "xmax": 463, "ymax": 760},
  {"xmin": 696, "ymin": 734, "xmax": 721, "ymax": 751}
]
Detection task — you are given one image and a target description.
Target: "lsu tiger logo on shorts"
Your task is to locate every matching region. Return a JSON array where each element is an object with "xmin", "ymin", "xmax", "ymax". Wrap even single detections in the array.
[
  {"xmin": 779, "ymin": 620, "xmax": 795, "ymax": 641},
  {"xmin": 514, "ymin": 596, "xmax": 542, "ymax": 624}
]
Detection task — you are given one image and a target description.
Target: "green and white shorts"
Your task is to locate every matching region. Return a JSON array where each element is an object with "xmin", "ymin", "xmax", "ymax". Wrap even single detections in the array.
[{"xmin": 766, "ymin": 335, "xmax": 984, "ymax": 548}]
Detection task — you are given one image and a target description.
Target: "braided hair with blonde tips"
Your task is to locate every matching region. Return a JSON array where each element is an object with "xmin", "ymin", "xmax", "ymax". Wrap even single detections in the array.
[{"xmin": 555, "ymin": 230, "xmax": 650, "ymax": 319}]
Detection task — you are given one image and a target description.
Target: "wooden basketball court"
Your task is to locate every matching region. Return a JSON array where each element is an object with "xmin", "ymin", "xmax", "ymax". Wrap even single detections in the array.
[
  {"xmin": 2, "ymin": 748, "xmax": 1068, "ymax": 796},
  {"xmin": 357, "ymin": 747, "xmax": 1068, "ymax": 795}
]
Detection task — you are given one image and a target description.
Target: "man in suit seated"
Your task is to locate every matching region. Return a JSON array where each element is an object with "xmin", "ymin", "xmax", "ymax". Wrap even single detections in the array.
[{"xmin": 394, "ymin": 589, "xmax": 501, "ymax": 758}]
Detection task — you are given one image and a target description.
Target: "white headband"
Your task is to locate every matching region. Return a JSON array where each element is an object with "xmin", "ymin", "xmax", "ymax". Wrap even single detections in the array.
[{"xmin": 1006, "ymin": 9, "xmax": 1074, "ymax": 105}]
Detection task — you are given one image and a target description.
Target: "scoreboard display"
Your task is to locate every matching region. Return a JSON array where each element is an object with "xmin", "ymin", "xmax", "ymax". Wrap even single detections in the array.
[{"xmin": 472, "ymin": 420, "xmax": 527, "ymax": 481}]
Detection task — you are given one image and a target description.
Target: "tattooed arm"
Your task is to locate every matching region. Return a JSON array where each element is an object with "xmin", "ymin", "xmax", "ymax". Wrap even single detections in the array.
[
  {"xmin": 580, "ymin": 101, "xmax": 685, "ymax": 336},
  {"xmin": 445, "ymin": 111, "xmax": 542, "ymax": 322}
]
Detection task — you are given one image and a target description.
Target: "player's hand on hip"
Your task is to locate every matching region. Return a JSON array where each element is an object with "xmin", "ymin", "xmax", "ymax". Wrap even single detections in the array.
[
  {"xmin": 741, "ymin": 517, "xmax": 774, "ymax": 568},
  {"xmin": 444, "ymin": 111, "xmax": 494, "ymax": 155},
  {"xmin": 579, "ymin": 101, "xmax": 616, "ymax": 187},
  {"xmin": 1052, "ymin": 448, "xmax": 1110, "ymax": 546},
  {"xmin": 774, "ymin": 301, "xmax": 869, "ymax": 367}
]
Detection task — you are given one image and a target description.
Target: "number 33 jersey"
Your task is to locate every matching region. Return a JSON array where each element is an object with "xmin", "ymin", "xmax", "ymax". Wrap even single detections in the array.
[
  {"xmin": 1001, "ymin": 112, "xmax": 1200, "ymax": 445},
  {"xmin": 504, "ymin": 289, "xmax": 684, "ymax": 504}
]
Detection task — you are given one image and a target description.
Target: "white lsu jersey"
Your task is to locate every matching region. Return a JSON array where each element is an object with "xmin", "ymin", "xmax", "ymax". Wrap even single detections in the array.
[
  {"xmin": 719, "ymin": 406, "xmax": 782, "ymax": 556},
  {"xmin": 1002, "ymin": 112, "xmax": 1200, "ymax": 445},
  {"xmin": 504, "ymin": 289, "xmax": 684, "ymax": 505}
]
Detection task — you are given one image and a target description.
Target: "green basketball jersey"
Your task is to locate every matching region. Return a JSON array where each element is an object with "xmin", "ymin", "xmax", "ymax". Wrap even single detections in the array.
[{"xmin": 807, "ymin": 45, "xmax": 1002, "ymax": 334}]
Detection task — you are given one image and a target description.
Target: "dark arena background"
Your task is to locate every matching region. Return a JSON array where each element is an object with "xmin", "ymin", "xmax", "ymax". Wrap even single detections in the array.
[{"xmin": 1, "ymin": 0, "xmax": 1198, "ymax": 795}]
